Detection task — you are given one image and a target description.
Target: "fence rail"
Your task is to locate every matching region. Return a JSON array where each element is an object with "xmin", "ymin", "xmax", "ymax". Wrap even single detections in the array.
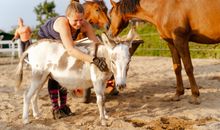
[
  {"xmin": 1, "ymin": 33, "xmax": 220, "ymax": 58},
  {"xmin": 0, "ymin": 40, "xmax": 19, "ymax": 57},
  {"xmin": 134, "ymin": 33, "xmax": 220, "ymax": 58}
]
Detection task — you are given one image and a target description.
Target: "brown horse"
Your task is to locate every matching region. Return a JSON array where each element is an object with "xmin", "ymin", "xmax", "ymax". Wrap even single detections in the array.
[
  {"xmin": 70, "ymin": 0, "xmax": 110, "ymax": 30},
  {"xmin": 83, "ymin": 0, "xmax": 109, "ymax": 30},
  {"xmin": 75, "ymin": 0, "xmax": 110, "ymax": 40},
  {"xmin": 108, "ymin": 0, "xmax": 220, "ymax": 104}
]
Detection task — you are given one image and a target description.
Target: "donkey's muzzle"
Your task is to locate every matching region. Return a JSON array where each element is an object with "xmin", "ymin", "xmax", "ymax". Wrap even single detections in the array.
[{"xmin": 117, "ymin": 84, "xmax": 126, "ymax": 91}]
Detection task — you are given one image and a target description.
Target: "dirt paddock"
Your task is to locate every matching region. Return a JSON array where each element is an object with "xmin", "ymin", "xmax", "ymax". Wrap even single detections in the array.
[{"xmin": 0, "ymin": 56, "xmax": 220, "ymax": 130}]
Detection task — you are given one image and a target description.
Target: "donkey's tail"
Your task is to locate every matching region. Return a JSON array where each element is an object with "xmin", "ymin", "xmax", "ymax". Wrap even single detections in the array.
[{"xmin": 15, "ymin": 50, "xmax": 29, "ymax": 91}]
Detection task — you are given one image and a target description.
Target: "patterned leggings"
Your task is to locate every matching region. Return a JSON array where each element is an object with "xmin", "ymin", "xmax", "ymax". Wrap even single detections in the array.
[{"xmin": 48, "ymin": 78, "xmax": 67, "ymax": 110}]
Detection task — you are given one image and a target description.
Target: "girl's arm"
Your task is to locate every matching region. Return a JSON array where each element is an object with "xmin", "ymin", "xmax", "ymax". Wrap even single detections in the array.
[{"xmin": 55, "ymin": 17, "xmax": 94, "ymax": 63}]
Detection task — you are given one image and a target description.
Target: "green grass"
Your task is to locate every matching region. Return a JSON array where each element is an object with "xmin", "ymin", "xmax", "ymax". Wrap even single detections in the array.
[{"xmin": 116, "ymin": 23, "xmax": 220, "ymax": 58}]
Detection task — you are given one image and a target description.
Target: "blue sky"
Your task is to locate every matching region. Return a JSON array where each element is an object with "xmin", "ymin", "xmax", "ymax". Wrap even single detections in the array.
[{"xmin": 0, "ymin": 0, "xmax": 112, "ymax": 32}]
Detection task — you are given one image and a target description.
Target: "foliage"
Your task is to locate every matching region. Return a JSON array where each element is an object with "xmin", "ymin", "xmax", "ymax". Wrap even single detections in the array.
[{"xmin": 33, "ymin": 0, "xmax": 58, "ymax": 38}]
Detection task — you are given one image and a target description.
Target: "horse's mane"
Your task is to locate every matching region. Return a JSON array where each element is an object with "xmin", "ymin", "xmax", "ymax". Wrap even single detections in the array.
[
  {"xmin": 119, "ymin": 0, "xmax": 140, "ymax": 14},
  {"xmin": 83, "ymin": 1, "xmax": 108, "ymax": 13}
]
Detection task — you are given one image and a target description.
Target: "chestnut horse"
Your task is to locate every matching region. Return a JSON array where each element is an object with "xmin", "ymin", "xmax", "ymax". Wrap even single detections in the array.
[
  {"xmin": 108, "ymin": 0, "xmax": 220, "ymax": 104},
  {"xmin": 74, "ymin": 0, "xmax": 110, "ymax": 40},
  {"xmin": 83, "ymin": 0, "xmax": 109, "ymax": 30}
]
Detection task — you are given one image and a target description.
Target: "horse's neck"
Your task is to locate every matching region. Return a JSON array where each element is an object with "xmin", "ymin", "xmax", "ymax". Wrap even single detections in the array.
[
  {"xmin": 127, "ymin": 0, "xmax": 162, "ymax": 25},
  {"xmin": 83, "ymin": 4, "xmax": 90, "ymax": 20}
]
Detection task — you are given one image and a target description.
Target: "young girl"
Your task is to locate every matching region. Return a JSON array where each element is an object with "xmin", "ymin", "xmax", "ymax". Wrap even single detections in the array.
[{"xmin": 38, "ymin": 1, "xmax": 107, "ymax": 119}]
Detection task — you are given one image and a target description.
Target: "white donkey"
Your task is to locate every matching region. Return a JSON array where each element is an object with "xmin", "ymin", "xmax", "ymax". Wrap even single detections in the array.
[{"xmin": 15, "ymin": 33, "xmax": 133, "ymax": 125}]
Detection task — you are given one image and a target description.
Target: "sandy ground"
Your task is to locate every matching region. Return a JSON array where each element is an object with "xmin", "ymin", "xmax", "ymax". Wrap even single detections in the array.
[{"xmin": 0, "ymin": 56, "xmax": 220, "ymax": 130}]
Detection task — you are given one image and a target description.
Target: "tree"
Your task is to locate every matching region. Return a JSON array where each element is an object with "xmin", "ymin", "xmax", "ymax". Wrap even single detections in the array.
[{"xmin": 33, "ymin": 0, "xmax": 58, "ymax": 38}]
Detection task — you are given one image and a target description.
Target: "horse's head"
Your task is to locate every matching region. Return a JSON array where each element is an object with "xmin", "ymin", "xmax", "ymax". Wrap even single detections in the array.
[
  {"xmin": 101, "ymin": 33, "xmax": 133, "ymax": 91},
  {"xmin": 108, "ymin": 0, "xmax": 130, "ymax": 37},
  {"xmin": 83, "ymin": 1, "xmax": 110, "ymax": 30}
]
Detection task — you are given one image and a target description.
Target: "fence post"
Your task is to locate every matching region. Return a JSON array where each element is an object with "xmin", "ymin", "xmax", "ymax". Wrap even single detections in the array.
[{"xmin": 11, "ymin": 41, "xmax": 15, "ymax": 58}]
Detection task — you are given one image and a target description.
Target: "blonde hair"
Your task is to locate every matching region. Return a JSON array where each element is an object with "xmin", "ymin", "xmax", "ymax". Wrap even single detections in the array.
[{"xmin": 66, "ymin": 1, "xmax": 84, "ymax": 16}]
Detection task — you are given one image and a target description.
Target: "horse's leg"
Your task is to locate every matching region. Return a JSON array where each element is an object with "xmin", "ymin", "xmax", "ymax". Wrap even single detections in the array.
[
  {"xmin": 23, "ymin": 71, "xmax": 45, "ymax": 124},
  {"xmin": 167, "ymin": 42, "xmax": 184, "ymax": 101},
  {"xmin": 93, "ymin": 80, "xmax": 108, "ymax": 126},
  {"xmin": 173, "ymin": 36, "xmax": 200, "ymax": 104},
  {"xmin": 31, "ymin": 73, "xmax": 49, "ymax": 119}
]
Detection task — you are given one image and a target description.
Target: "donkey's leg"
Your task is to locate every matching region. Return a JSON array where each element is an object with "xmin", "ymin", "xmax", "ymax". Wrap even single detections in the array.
[
  {"xmin": 31, "ymin": 73, "xmax": 49, "ymax": 119},
  {"xmin": 174, "ymin": 36, "xmax": 200, "ymax": 104},
  {"xmin": 167, "ymin": 42, "xmax": 184, "ymax": 101},
  {"xmin": 23, "ymin": 71, "xmax": 45, "ymax": 124},
  {"xmin": 93, "ymin": 81, "xmax": 108, "ymax": 126},
  {"xmin": 31, "ymin": 88, "xmax": 41, "ymax": 119}
]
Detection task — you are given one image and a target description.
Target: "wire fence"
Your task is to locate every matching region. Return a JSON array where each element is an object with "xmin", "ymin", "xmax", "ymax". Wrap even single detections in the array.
[
  {"xmin": 134, "ymin": 33, "xmax": 220, "ymax": 58},
  {"xmin": 1, "ymin": 33, "xmax": 220, "ymax": 59}
]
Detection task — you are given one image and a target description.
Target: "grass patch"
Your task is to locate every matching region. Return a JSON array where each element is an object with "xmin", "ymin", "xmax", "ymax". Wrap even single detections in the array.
[{"xmin": 115, "ymin": 23, "xmax": 220, "ymax": 58}]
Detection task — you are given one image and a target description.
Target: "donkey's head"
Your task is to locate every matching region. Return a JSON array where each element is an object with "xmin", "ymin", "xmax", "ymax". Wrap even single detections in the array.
[{"xmin": 101, "ymin": 33, "xmax": 132, "ymax": 91}]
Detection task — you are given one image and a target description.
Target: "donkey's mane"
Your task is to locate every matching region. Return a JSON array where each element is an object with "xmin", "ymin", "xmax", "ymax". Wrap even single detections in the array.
[
  {"xmin": 37, "ymin": 39, "xmax": 62, "ymax": 44},
  {"xmin": 119, "ymin": 0, "xmax": 140, "ymax": 14}
]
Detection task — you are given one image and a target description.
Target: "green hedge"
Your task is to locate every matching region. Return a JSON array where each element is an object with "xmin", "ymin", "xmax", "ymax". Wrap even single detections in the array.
[{"xmin": 117, "ymin": 23, "xmax": 220, "ymax": 58}]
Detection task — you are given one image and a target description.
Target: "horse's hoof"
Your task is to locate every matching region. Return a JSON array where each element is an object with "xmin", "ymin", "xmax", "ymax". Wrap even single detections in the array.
[
  {"xmin": 188, "ymin": 96, "xmax": 201, "ymax": 105},
  {"xmin": 171, "ymin": 95, "xmax": 181, "ymax": 101}
]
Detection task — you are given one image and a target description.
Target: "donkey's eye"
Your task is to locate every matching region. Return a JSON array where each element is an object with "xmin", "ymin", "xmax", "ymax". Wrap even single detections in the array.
[
  {"xmin": 126, "ymin": 65, "xmax": 129, "ymax": 70},
  {"xmin": 111, "ymin": 61, "xmax": 115, "ymax": 65}
]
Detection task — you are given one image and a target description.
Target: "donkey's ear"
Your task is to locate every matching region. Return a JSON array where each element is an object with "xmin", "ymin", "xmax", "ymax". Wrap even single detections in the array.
[
  {"xmin": 110, "ymin": 0, "xmax": 117, "ymax": 7},
  {"xmin": 101, "ymin": 32, "xmax": 116, "ymax": 49},
  {"xmin": 123, "ymin": 29, "xmax": 135, "ymax": 48},
  {"xmin": 125, "ymin": 26, "xmax": 141, "ymax": 48}
]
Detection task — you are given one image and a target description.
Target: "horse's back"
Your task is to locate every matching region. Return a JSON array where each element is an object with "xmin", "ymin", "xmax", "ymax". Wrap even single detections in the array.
[
  {"xmin": 142, "ymin": 0, "xmax": 220, "ymax": 42},
  {"xmin": 184, "ymin": 0, "xmax": 220, "ymax": 42}
]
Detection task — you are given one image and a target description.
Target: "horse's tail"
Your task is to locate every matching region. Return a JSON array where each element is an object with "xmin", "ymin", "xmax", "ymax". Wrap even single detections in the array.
[{"xmin": 15, "ymin": 50, "xmax": 29, "ymax": 91}]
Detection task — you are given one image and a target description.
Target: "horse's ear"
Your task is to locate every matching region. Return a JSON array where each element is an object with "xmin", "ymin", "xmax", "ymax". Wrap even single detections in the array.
[
  {"xmin": 110, "ymin": 0, "xmax": 117, "ymax": 7},
  {"xmin": 101, "ymin": 32, "xmax": 116, "ymax": 48}
]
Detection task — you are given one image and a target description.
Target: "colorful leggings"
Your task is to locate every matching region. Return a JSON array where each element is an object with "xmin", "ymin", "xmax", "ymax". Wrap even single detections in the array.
[{"xmin": 48, "ymin": 78, "xmax": 67, "ymax": 110}]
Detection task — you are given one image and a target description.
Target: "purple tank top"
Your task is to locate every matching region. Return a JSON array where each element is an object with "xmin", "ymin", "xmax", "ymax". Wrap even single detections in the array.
[{"xmin": 38, "ymin": 16, "xmax": 80, "ymax": 40}]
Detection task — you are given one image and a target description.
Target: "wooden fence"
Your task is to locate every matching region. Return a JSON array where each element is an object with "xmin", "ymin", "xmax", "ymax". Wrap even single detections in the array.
[{"xmin": 0, "ymin": 40, "xmax": 19, "ymax": 57}]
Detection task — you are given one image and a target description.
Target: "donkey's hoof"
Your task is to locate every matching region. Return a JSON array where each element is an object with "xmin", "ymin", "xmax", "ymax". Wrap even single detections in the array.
[
  {"xmin": 33, "ymin": 113, "xmax": 41, "ymax": 119},
  {"xmin": 34, "ymin": 115, "xmax": 40, "ymax": 119},
  {"xmin": 188, "ymin": 96, "xmax": 201, "ymax": 105},
  {"xmin": 23, "ymin": 119, "xmax": 30, "ymax": 125},
  {"xmin": 104, "ymin": 115, "xmax": 109, "ymax": 119},
  {"xmin": 101, "ymin": 119, "xmax": 107, "ymax": 126}
]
